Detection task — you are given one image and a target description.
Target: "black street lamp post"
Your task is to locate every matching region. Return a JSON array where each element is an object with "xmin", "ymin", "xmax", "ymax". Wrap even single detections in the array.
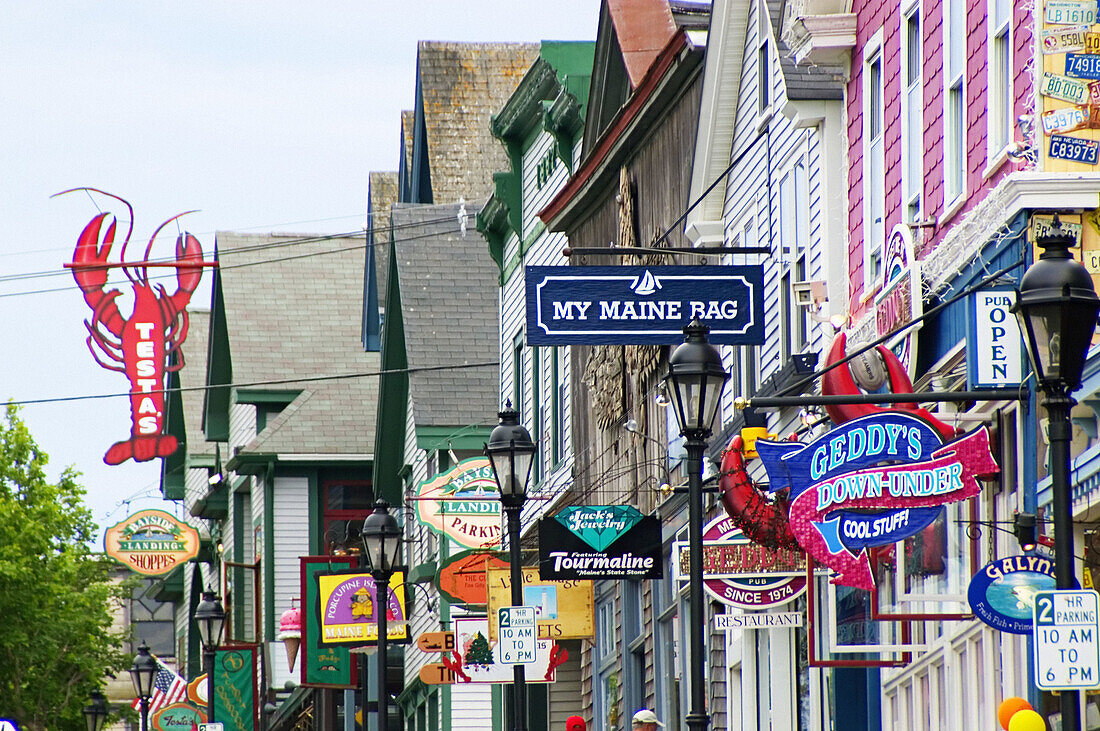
[
  {"xmin": 485, "ymin": 404, "xmax": 536, "ymax": 731},
  {"xmin": 83, "ymin": 689, "xmax": 109, "ymax": 731},
  {"xmin": 194, "ymin": 591, "xmax": 226, "ymax": 724},
  {"xmin": 1014, "ymin": 216, "xmax": 1100, "ymax": 731},
  {"xmin": 362, "ymin": 499, "xmax": 404, "ymax": 731},
  {"xmin": 664, "ymin": 320, "xmax": 729, "ymax": 731},
  {"xmin": 130, "ymin": 642, "xmax": 157, "ymax": 731}
]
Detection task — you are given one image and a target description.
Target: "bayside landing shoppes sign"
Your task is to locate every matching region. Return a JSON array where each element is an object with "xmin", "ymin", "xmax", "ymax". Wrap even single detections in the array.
[{"xmin": 525, "ymin": 265, "xmax": 765, "ymax": 345}]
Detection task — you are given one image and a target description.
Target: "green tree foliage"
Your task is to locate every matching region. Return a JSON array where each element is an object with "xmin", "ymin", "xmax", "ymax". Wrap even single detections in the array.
[{"xmin": 0, "ymin": 404, "xmax": 131, "ymax": 730}]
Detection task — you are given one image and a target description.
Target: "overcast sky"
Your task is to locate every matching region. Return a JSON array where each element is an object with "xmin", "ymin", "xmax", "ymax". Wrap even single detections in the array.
[{"xmin": 0, "ymin": 1, "xmax": 599, "ymax": 542}]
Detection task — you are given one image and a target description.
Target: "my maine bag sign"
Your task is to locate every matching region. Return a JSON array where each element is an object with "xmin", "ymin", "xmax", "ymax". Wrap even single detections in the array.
[
  {"xmin": 538, "ymin": 506, "xmax": 662, "ymax": 580},
  {"xmin": 525, "ymin": 265, "xmax": 765, "ymax": 345}
]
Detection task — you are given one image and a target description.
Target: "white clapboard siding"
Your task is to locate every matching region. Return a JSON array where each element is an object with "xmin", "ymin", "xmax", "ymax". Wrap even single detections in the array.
[
  {"xmin": 229, "ymin": 401, "xmax": 257, "ymax": 451},
  {"xmin": 451, "ymin": 682, "xmax": 495, "ymax": 731},
  {"xmin": 718, "ymin": 0, "xmax": 835, "ymax": 444},
  {"xmin": 522, "ymin": 129, "xmax": 570, "ymax": 239},
  {"xmin": 271, "ymin": 475, "xmax": 309, "ymax": 638}
]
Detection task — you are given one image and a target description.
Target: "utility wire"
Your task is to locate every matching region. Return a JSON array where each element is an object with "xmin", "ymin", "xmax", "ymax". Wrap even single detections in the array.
[
  {"xmin": 0, "ymin": 213, "xmax": 461, "ymax": 285},
  {"xmin": 4, "ymin": 360, "xmax": 500, "ymax": 407},
  {"xmin": 0, "ymin": 216, "xmax": 471, "ymax": 298}
]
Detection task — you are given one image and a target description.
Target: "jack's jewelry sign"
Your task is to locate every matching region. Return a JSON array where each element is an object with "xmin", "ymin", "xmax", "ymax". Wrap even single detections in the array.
[
  {"xmin": 756, "ymin": 412, "xmax": 999, "ymax": 590},
  {"xmin": 525, "ymin": 265, "xmax": 765, "ymax": 345},
  {"xmin": 538, "ymin": 506, "xmax": 662, "ymax": 580}
]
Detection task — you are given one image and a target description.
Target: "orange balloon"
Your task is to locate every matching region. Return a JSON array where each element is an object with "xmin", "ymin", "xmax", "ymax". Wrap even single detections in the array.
[
  {"xmin": 998, "ymin": 698, "xmax": 1032, "ymax": 730},
  {"xmin": 1007, "ymin": 709, "xmax": 1045, "ymax": 731}
]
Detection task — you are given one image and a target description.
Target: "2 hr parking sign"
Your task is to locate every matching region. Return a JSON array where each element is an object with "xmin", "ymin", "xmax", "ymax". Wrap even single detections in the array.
[{"xmin": 1033, "ymin": 589, "xmax": 1100, "ymax": 690}]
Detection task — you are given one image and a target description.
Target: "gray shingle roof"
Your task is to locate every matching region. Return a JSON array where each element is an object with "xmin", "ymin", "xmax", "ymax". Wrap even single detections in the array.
[
  {"xmin": 180, "ymin": 308, "xmax": 213, "ymax": 457},
  {"xmin": 369, "ymin": 172, "xmax": 398, "ymax": 306},
  {"xmin": 771, "ymin": 0, "xmax": 845, "ymax": 100},
  {"xmin": 389, "ymin": 203, "xmax": 499, "ymax": 429},
  {"xmin": 214, "ymin": 231, "xmax": 379, "ymax": 456},
  {"xmin": 417, "ymin": 42, "xmax": 539, "ymax": 203}
]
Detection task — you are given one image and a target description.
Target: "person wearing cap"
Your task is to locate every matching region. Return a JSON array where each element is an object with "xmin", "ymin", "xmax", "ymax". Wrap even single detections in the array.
[
  {"xmin": 631, "ymin": 709, "xmax": 664, "ymax": 731},
  {"xmin": 565, "ymin": 715, "xmax": 586, "ymax": 731}
]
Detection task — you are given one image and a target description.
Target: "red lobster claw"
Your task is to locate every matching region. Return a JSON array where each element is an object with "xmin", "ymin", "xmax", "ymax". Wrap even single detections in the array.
[
  {"xmin": 71, "ymin": 212, "xmax": 124, "ymax": 337},
  {"xmin": 718, "ymin": 435, "xmax": 801, "ymax": 551},
  {"xmin": 821, "ymin": 332, "xmax": 956, "ymax": 439},
  {"xmin": 169, "ymin": 231, "xmax": 204, "ymax": 311}
]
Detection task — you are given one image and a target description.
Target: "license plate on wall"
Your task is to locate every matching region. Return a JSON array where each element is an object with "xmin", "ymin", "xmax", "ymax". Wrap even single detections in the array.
[
  {"xmin": 1043, "ymin": 106, "xmax": 1087, "ymax": 134},
  {"xmin": 1067, "ymin": 53, "xmax": 1100, "ymax": 79},
  {"xmin": 1044, "ymin": 25, "xmax": 1090, "ymax": 53},
  {"xmin": 1042, "ymin": 72, "xmax": 1091, "ymax": 103},
  {"xmin": 1046, "ymin": 0, "xmax": 1097, "ymax": 25},
  {"xmin": 1049, "ymin": 133, "xmax": 1100, "ymax": 164}
]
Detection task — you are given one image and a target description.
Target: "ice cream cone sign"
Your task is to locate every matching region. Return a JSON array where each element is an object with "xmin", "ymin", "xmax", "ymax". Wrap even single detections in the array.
[{"xmin": 278, "ymin": 601, "xmax": 302, "ymax": 672}]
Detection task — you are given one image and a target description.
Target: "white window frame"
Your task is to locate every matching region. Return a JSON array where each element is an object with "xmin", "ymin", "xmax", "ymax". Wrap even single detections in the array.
[
  {"xmin": 778, "ymin": 143, "xmax": 811, "ymax": 362},
  {"xmin": 944, "ymin": 0, "xmax": 967, "ymax": 206},
  {"xmin": 862, "ymin": 29, "xmax": 886, "ymax": 293},
  {"xmin": 757, "ymin": 0, "xmax": 773, "ymax": 125},
  {"xmin": 900, "ymin": 0, "xmax": 923, "ymax": 223},
  {"xmin": 986, "ymin": 0, "xmax": 1013, "ymax": 169}
]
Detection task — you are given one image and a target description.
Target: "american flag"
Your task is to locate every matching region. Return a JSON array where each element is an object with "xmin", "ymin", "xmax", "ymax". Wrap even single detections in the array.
[{"xmin": 131, "ymin": 657, "xmax": 188, "ymax": 715}]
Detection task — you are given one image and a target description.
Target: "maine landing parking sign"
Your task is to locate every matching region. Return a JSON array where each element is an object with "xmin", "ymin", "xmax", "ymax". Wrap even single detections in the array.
[{"xmin": 524, "ymin": 265, "xmax": 765, "ymax": 345}]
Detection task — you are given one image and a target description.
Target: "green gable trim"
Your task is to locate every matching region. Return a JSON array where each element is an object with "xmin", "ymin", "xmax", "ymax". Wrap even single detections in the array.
[
  {"xmin": 191, "ymin": 482, "xmax": 228, "ymax": 520},
  {"xmin": 372, "ymin": 234, "xmax": 409, "ymax": 505},
  {"xmin": 189, "ymin": 454, "xmax": 217, "ymax": 469},
  {"xmin": 204, "ymin": 267, "xmax": 232, "ymax": 442},
  {"xmin": 415, "ymin": 426, "xmax": 492, "ymax": 452},
  {"xmin": 235, "ymin": 389, "xmax": 301, "ymax": 405},
  {"xmin": 149, "ymin": 566, "xmax": 184, "ymax": 602},
  {"xmin": 491, "ymin": 59, "xmax": 561, "ymax": 144},
  {"xmin": 396, "ymin": 677, "xmax": 432, "ymax": 719},
  {"xmin": 477, "ymin": 194, "xmax": 512, "ymax": 273},
  {"xmin": 161, "ymin": 367, "xmax": 187, "ymax": 500},
  {"xmin": 407, "ymin": 560, "xmax": 437, "ymax": 586},
  {"xmin": 502, "ymin": 221, "xmax": 547, "ymax": 284},
  {"xmin": 544, "ymin": 88, "xmax": 584, "ymax": 172}
]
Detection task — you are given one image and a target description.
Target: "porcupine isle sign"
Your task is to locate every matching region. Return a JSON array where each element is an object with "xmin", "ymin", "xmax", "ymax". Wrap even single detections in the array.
[{"xmin": 61, "ymin": 189, "xmax": 217, "ymax": 465}]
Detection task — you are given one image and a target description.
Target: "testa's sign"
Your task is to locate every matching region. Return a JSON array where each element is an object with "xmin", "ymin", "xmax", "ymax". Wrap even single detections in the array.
[
  {"xmin": 415, "ymin": 458, "xmax": 502, "ymax": 549},
  {"xmin": 62, "ymin": 190, "xmax": 216, "ymax": 465},
  {"xmin": 315, "ymin": 570, "xmax": 408, "ymax": 646},
  {"xmin": 538, "ymin": 506, "xmax": 662, "ymax": 580},
  {"xmin": 968, "ymin": 554, "xmax": 1058, "ymax": 634},
  {"xmin": 152, "ymin": 703, "xmax": 205, "ymax": 731},
  {"xmin": 103, "ymin": 509, "xmax": 201, "ymax": 576},
  {"xmin": 756, "ymin": 412, "xmax": 999, "ymax": 590},
  {"xmin": 673, "ymin": 515, "xmax": 808, "ymax": 609},
  {"xmin": 525, "ymin": 265, "xmax": 765, "ymax": 345}
]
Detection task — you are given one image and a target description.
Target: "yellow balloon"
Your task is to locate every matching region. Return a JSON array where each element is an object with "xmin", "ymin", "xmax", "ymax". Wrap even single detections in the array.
[
  {"xmin": 1007, "ymin": 709, "xmax": 1046, "ymax": 731},
  {"xmin": 998, "ymin": 697, "xmax": 1032, "ymax": 730}
]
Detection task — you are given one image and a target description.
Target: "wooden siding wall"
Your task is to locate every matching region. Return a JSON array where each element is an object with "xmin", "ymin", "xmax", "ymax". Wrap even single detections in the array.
[{"xmin": 568, "ymin": 75, "xmax": 704, "ymax": 506}]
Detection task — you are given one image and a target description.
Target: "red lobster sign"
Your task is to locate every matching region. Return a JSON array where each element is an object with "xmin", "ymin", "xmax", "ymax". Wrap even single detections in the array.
[{"xmin": 61, "ymin": 189, "xmax": 217, "ymax": 465}]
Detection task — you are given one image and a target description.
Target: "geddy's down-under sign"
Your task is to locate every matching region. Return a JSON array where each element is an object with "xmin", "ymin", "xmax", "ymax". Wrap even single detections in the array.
[{"xmin": 525, "ymin": 265, "xmax": 765, "ymax": 345}]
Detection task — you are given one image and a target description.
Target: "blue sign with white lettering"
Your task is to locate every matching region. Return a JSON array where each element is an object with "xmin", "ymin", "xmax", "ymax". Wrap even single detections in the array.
[
  {"xmin": 524, "ymin": 265, "xmax": 765, "ymax": 345},
  {"xmin": 1066, "ymin": 52, "xmax": 1100, "ymax": 79}
]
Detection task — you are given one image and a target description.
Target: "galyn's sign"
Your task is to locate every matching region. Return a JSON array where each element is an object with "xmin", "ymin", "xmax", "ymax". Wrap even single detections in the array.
[{"xmin": 525, "ymin": 265, "xmax": 765, "ymax": 345}]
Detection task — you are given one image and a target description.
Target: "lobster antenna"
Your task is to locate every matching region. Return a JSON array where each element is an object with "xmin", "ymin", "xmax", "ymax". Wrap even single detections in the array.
[
  {"xmin": 144, "ymin": 210, "xmax": 200, "ymax": 283},
  {"xmin": 52, "ymin": 187, "xmax": 135, "ymax": 261}
]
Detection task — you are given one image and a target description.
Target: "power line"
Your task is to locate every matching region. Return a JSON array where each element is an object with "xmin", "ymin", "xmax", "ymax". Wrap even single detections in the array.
[
  {"xmin": 0, "ymin": 212, "xmax": 462, "ymax": 285},
  {"xmin": 0, "ymin": 215, "xmax": 470, "ymax": 298},
  {"xmin": 4, "ymin": 360, "xmax": 500, "ymax": 407}
]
